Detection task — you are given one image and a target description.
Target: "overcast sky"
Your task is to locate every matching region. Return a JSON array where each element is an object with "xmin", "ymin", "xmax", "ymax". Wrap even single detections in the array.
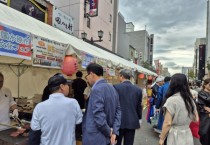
[{"xmin": 119, "ymin": 0, "xmax": 207, "ymax": 74}]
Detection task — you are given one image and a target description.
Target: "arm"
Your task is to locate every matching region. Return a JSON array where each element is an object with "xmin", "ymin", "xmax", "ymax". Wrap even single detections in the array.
[
  {"xmin": 159, "ymin": 109, "xmax": 172, "ymax": 145},
  {"xmin": 30, "ymin": 106, "xmax": 41, "ymax": 144},
  {"xmin": 137, "ymin": 89, "xmax": 142, "ymax": 120},
  {"xmin": 111, "ymin": 98, "xmax": 121, "ymax": 144},
  {"xmin": 91, "ymin": 89, "xmax": 111, "ymax": 137},
  {"xmin": 156, "ymin": 87, "xmax": 163, "ymax": 109},
  {"xmin": 75, "ymin": 100, "xmax": 83, "ymax": 124},
  {"xmin": 112, "ymin": 98, "xmax": 121, "ymax": 135}
]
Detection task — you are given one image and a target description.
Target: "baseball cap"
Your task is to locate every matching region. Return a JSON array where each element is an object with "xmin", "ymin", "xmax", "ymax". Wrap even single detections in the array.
[{"xmin": 156, "ymin": 76, "xmax": 164, "ymax": 82}]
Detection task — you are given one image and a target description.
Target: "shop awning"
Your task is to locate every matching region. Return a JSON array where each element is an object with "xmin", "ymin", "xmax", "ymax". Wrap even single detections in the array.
[{"xmin": 0, "ymin": 4, "xmax": 157, "ymax": 76}]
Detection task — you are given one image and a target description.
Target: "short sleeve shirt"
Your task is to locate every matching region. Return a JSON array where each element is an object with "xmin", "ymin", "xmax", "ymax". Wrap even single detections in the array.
[
  {"xmin": 31, "ymin": 93, "xmax": 83, "ymax": 145},
  {"xmin": 0, "ymin": 87, "xmax": 16, "ymax": 131}
]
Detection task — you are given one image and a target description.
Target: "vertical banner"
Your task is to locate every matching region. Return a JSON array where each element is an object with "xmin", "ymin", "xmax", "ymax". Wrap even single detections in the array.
[
  {"xmin": 154, "ymin": 59, "xmax": 160, "ymax": 75},
  {"xmin": 32, "ymin": 35, "xmax": 67, "ymax": 69},
  {"xmin": 0, "ymin": 23, "xmax": 31, "ymax": 60},
  {"xmin": 198, "ymin": 45, "xmax": 206, "ymax": 80},
  {"xmin": 89, "ymin": 0, "xmax": 98, "ymax": 17}
]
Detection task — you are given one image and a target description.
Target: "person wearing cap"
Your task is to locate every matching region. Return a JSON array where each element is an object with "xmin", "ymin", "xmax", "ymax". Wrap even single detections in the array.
[
  {"xmin": 30, "ymin": 74, "xmax": 83, "ymax": 145},
  {"xmin": 113, "ymin": 69, "xmax": 142, "ymax": 145},
  {"xmin": 155, "ymin": 76, "xmax": 171, "ymax": 132},
  {"xmin": 72, "ymin": 71, "xmax": 87, "ymax": 109},
  {"xmin": 0, "ymin": 72, "xmax": 18, "ymax": 131},
  {"xmin": 82, "ymin": 63, "xmax": 121, "ymax": 145},
  {"xmin": 147, "ymin": 76, "xmax": 164, "ymax": 124}
]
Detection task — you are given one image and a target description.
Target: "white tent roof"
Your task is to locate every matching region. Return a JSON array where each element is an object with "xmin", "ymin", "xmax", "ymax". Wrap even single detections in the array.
[{"xmin": 0, "ymin": 4, "xmax": 157, "ymax": 76}]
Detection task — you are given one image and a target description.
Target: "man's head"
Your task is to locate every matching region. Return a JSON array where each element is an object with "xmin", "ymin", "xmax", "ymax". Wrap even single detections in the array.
[
  {"xmin": 76, "ymin": 71, "xmax": 83, "ymax": 78},
  {"xmin": 86, "ymin": 63, "xmax": 103, "ymax": 86},
  {"xmin": 156, "ymin": 76, "xmax": 164, "ymax": 86},
  {"xmin": 119, "ymin": 69, "xmax": 132, "ymax": 82},
  {"xmin": 48, "ymin": 73, "xmax": 69, "ymax": 96},
  {"xmin": 0, "ymin": 72, "xmax": 4, "ymax": 90}
]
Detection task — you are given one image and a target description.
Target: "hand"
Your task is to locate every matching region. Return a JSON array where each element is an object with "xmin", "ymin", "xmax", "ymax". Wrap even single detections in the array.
[
  {"xmin": 159, "ymin": 138, "xmax": 164, "ymax": 145},
  {"xmin": 110, "ymin": 128, "xmax": 113, "ymax": 137},
  {"xmin": 139, "ymin": 119, "xmax": 142, "ymax": 126},
  {"xmin": 12, "ymin": 109, "xmax": 19, "ymax": 117},
  {"xmin": 110, "ymin": 134, "xmax": 117, "ymax": 145},
  {"xmin": 204, "ymin": 106, "xmax": 210, "ymax": 112}
]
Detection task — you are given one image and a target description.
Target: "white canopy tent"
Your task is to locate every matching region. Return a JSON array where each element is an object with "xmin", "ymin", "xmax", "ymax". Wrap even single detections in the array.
[{"xmin": 0, "ymin": 4, "xmax": 156, "ymax": 76}]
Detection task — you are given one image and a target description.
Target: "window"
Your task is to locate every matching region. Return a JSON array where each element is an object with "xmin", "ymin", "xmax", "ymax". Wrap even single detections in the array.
[
  {"xmin": 109, "ymin": 32, "xmax": 111, "ymax": 41},
  {"xmin": 110, "ymin": 0, "xmax": 112, "ymax": 3},
  {"xmin": 109, "ymin": 14, "xmax": 112, "ymax": 23},
  {"xmin": 87, "ymin": 17, "xmax": 90, "ymax": 28}
]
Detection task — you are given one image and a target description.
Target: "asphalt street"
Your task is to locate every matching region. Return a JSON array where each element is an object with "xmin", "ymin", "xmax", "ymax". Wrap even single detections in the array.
[{"xmin": 133, "ymin": 109, "xmax": 159, "ymax": 145}]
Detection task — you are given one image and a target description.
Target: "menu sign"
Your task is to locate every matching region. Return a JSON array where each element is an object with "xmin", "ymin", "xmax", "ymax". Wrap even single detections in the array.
[{"xmin": 32, "ymin": 35, "xmax": 67, "ymax": 68}]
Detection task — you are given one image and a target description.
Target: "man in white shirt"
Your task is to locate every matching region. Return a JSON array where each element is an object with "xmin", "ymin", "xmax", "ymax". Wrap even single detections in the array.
[
  {"xmin": 30, "ymin": 73, "xmax": 83, "ymax": 145},
  {"xmin": 0, "ymin": 72, "xmax": 18, "ymax": 131}
]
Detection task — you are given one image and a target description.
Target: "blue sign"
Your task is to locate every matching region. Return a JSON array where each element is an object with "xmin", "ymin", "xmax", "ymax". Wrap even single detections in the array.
[{"xmin": 0, "ymin": 23, "xmax": 31, "ymax": 60}]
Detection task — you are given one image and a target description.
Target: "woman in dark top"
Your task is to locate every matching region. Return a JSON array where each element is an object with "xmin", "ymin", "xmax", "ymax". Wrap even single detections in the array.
[{"xmin": 197, "ymin": 78, "xmax": 210, "ymax": 145}]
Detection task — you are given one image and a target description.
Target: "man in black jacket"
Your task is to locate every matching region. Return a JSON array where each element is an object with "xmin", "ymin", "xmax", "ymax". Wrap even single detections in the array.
[
  {"xmin": 72, "ymin": 71, "xmax": 87, "ymax": 109},
  {"xmin": 114, "ymin": 69, "xmax": 142, "ymax": 145}
]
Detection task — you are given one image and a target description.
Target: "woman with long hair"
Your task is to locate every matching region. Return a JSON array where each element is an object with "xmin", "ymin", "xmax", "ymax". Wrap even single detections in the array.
[
  {"xmin": 197, "ymin": 78, "xmax": 210, "ymax": 145},
  {"xmin": 159, "ymin": 73, "xmax": 199, "ymax": 145}
]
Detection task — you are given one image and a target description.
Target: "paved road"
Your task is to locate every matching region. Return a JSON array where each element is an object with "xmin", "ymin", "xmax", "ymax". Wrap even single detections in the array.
[{"xmin": 134, "ymin": 109, "xmax": 159, "ymax": 145}]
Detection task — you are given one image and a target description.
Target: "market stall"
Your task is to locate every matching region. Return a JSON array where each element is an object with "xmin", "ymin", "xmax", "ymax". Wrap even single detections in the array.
[{"xmin": 0, "ymin": 3, "xmax": 156, "ymax": 145}]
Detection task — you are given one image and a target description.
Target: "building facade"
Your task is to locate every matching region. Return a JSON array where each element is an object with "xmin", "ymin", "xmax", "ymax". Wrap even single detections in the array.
[
  {"xmin": 194, "ymin": 38, "xmax": 206, "ymax": 80},
  {"xmin": 117, "ymin": 13, "xmax": 154, "ymax": 65},
  {"xmin": 46, "ymin": 0, "xmax": 118, "ymax": 51}
]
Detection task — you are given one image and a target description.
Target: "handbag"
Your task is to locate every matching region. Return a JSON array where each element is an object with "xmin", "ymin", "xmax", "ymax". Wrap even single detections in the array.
[{"xmin": 150, "ymin": 111, "xmax": 159, "ymax": 126}]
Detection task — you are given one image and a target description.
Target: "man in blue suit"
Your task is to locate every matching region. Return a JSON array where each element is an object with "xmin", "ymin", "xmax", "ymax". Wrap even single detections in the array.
[
  {"xmin": 82, "ymin": 63, "xmax": 121, "ymax": 145},
  {"xmin": 114, "ymin": 69, "xmax": 142, "ymax": 145}
]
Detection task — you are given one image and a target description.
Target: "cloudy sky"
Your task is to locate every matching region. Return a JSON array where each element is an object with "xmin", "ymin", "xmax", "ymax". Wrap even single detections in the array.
[{"xmin": 119, "ymin": 0, "xmax": 207, "ymax": 74}]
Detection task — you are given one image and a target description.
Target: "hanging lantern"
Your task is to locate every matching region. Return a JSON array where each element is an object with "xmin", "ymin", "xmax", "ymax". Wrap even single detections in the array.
[
  {"xmin": 61, "ymin": 55, "xmax": 78, "ymax": 76},
  {"xmin": 138, "ymin": 73, "xmax": 145, "ymax": 79},
  {"xmin": 148, "ymin": 75, "xmax": 153, "ymax": 80}
]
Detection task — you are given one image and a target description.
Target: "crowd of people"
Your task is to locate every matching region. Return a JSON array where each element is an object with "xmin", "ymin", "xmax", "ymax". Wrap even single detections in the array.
[
  {"xmin": 145, "ymin": 74, "xmax": 210, "ymax": 145},
  {"xmin": 0, "ymin": 63, "xmax": 210, "ymax": 145}
]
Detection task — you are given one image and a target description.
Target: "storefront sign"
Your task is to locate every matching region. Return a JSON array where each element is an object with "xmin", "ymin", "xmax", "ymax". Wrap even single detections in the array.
[
  {"xmin": 32, "ymin": 35, "xmax": 67, "ymax": 68},
  {"xmin": 0, "ymin": 23, "xmax": 31, "ymax": 60},
  {"xmin": 53, "ymin": 6, "xmax": 74, "ymax": 35},
  {"xmin": 89, "ymin": 0, "xmax": 98, "ymax": 17}
]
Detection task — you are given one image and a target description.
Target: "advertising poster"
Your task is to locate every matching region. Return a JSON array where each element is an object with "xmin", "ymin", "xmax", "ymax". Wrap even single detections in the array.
[
  {"xmin": 0, "ymin": 23, "xmax": 31, "ymax": 60},
  {"xmin": 81, "ymin": 53, "xmax": 95, "ymax": 68},
  {"xmin": 89, "ymin": 0, "xmax": 98, "ymax": 17},
  {"xmin": 32, "ymin": 35, "xmax": 67, "ymax": 69}
]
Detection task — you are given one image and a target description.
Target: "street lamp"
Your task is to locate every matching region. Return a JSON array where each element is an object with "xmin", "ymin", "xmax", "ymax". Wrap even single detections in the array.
[{"xmin": 81, "ymin": 30, "xmax": 104, "ymax": 44}]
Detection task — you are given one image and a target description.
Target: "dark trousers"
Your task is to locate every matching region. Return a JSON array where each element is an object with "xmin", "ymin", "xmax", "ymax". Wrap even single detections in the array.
[{"xmin": 116, "ymin": 129, "xmax": 135, "ymax": 145}]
